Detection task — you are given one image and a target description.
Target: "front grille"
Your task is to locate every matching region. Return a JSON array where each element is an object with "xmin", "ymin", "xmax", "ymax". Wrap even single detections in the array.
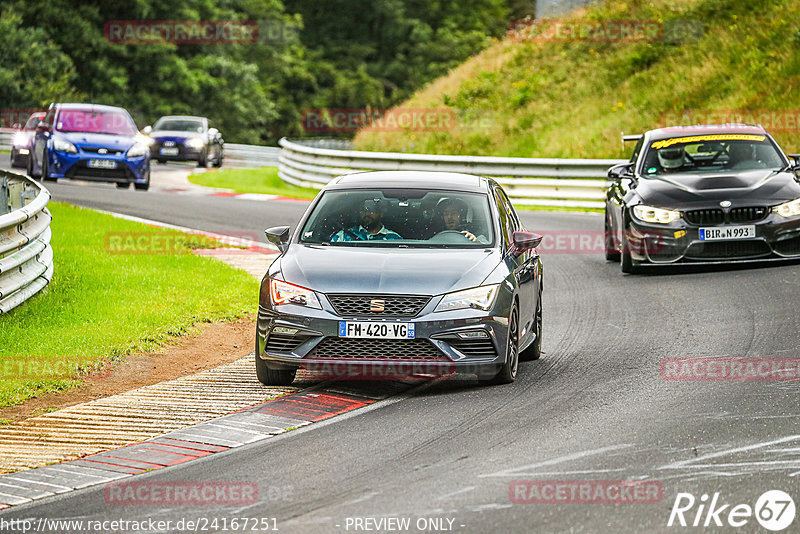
[
  {"xmin": 685, "ymin": 207, "xmax": 768, "ymax": 225},
  {"xmin": 327, "ymin": 294, "xmax": 430, "ymax": 317},
  {"xmin": 775, "ymin": 235, "xmax": 800, "ymax": 256},
  {"xmin": 729, "ymin": 207, "xmax": 768, "ymax": 223},
  {"xmin": 81, "ymin": 147, "xmax": 123, "ymax": 155},
  {"xmin": 265, "ymin": 333, "xmax": 305, "ymax": 353},
  {"xmin": 448, "ymin": 339, "xmax": 498, "ymax": 358},
  {"xmin": 685, "ymin": 209, "xmax": 724, "ymax": 225},
  {"xmin": 66, "ymin": 161, "xmax": 132, "ymax": 181},
  {"xmin": 685, "ymin": 240, "xmax": 771, "ymax": 260},
  {"xmin": 308, "ymin": 337, "xmax": 447, "ymax": 361}
]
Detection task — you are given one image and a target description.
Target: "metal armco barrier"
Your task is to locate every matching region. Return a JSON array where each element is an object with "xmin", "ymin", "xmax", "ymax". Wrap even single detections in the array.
[
  {"xmin": 222, "ymin": 143, "xmax": 280, "ymax": 168},
  {"xmin": 278, "ymin": 138, "xmax": 625, "ymax": 208},
  {"xmin": 0, "ymin": 170, "xmax": 53, "ymax": 314}
]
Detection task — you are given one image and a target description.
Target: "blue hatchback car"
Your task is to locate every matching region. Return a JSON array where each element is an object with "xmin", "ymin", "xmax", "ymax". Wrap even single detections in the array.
[{"xmin": 28, "ymin": 103, "xmax": 151, "ymax": 190}]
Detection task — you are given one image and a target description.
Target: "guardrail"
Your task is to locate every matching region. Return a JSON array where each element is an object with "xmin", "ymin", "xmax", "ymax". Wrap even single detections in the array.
[
  {"xmin": 278, "ymin": 138, "xmax": 624, "ymax": 208},
  {"xmin": 223, "ymin": 143, "xmax": 280, "ymax": 168},
  {"xmin": 0, "ymin": 170, "xmax": 53, "ymax": 314}
]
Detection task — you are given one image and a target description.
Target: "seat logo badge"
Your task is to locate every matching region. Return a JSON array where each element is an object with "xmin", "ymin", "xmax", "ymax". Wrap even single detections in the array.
[
  {"xmin": 720, "ymin": 200, "xmax": 732, "ymax": 208},
  {"xmin": 370, "ymin": 299, "xmax": 386, "ymax": 312}
]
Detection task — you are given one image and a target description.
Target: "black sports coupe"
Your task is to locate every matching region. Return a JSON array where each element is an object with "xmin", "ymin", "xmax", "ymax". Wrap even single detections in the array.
[
  {"xmin": 256, "ymin": 171, "xmax": 544, "ymax": 386},
  {"xmin": 605, "ymin": 124, "xmax": 800, "ymax": 273}
]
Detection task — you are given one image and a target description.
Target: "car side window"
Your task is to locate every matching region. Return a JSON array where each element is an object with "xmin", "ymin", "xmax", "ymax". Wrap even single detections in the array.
[
  {"xmin": 630, "ymin": 137, "xmax": 644, "ymax": 164},
  {"xmin": 493, "ymin": 187, "xmax": 516, "ymax": 249},
  {"xmin": 43, "ymin": 109, "xmax": 56, "ymax": 128}
]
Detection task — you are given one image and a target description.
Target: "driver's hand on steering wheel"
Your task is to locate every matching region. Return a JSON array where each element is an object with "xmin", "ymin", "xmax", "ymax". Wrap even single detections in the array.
[{"xmin": 461, "ymin": 230, "xmax": 477, "ymax": 242}]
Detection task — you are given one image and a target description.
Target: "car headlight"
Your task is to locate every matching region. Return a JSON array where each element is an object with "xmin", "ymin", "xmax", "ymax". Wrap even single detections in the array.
[
  {"xmin": 269, "ymin": 279, "xmax": 321, "ymax": 309},
  {"xmin": 435, "ymin": 284, "xmax": 499, "ymax": 313},
  {"xmin": 773, "ymin": 198, "xmax": 800, "ymax": 218},
  {"xmin": 632, "ymin": 205, "xmax": 681, "ymax": 224},
  {"xmin": 12, "ymin": 132, "xmax": 27, "ymax": 146},
  {"xmin": 186, "ymin": 137, "xmax": 204, "ymax": 149},
  {"xmin": 126, "ymin": 143, "xmax": 148, "ymax": 157},
  {"xmin": 52, "ymin": 138, "xmax": 77, "ymax": 153}
]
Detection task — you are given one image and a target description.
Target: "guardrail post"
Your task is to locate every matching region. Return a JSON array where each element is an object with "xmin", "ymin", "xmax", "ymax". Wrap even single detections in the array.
[{"xmin": 0, "ymin": 177, "xmax": 9, "ymax": 215}]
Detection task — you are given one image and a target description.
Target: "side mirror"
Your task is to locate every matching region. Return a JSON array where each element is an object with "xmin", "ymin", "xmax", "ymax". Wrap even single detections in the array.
[
  {"xmin": 142, "ymin": 125, "xmax": 152, "ymax": 135},
  {"xmin": 787, "ymin": 154, "xmax": 800, "ymax": 170},
  {"xmin": 512, "ymin": 231, "xmax": 542, "ymax": 254},
  {"xmin": 265, "ymin": 225, "xmax": 291, "ymax": 253},
  {"xmin": 608, "ymin": 162, "xmax": 634, "ymax": 181}
]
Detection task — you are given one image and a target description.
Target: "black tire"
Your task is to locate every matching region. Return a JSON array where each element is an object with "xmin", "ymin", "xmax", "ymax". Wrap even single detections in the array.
[
  {"xmin": 520, "ymin": 292, "xmax": 542, "ymax": 361},
  {"xmin": 255, "ymin": 334, "xmax": 296, "ymax": 386},
  {"xmin": 621, "ymin": 232, "xmax": 640, "ymax": 274},
  {"xmin": 116, "ymin": 182, "xmax": 131, "ymax": 189},
  {"xmin": 134, "ymin": 168, "xmax": 150, "ymax": 191},
  {"xmin": 213, "ymin": 148, "xmax": 223, "ymax": 167},
  {"xmin": 605, "ymin": 212, "xmax": 620, "ymax": 262},
  {"xmin": 479, "ymin": 306, "xmax": 519, "ymax": 385},
  {"xmin": 41, "ymin": 157, "xmax": 57, "ymax": 182},
  {"xmin": 27, "ymin": 152, "xmax": 39, "ymax": 178},
  {"xmin": 157, "ymin": 159, "xmax": 166, "ymax": 164},
  {"xmin": 197, "ymin": 151, "xmax": 208, "ymax": 168}
]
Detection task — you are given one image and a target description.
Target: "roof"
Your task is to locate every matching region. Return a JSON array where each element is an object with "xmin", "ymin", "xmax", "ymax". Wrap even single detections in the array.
[
  {"xmin": 329, "ymin": 171, "xmax": 486, "ymax": 192},
  {"xmin": 648, "ymin": 123, "xmax": 768, "ymax": 140},
  {"xmin": 155, "ymin": 115, "xmax": 207, "ymax": 122},
  {"xmin": 51, "ymin": 103, "xmax": 129, "ymax": 113}
]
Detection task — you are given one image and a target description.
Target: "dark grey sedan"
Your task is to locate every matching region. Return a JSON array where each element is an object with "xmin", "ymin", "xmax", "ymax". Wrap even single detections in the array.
[{"xmin": 256, "ymin": 171, "xmax": 543, "ymax": 386}]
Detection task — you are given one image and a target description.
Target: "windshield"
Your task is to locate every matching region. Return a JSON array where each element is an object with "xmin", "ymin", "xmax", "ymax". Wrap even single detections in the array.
[
  {"xmin": 24, "ymin": 114, "xmax": 44, "ymax": 130},
  {"xmin": 299, "ymin": 189, "xmax": 495, "ymax": 248},
  {"xmin": 56, "ymin": 109, "xmax": 137, "ymax": 136},
  {"xmin": 641, "ymin": 134, "xmax": 786, "ymax": 176},
  {"xmin": 153, "ymin": 119, "xmax": 204, "ymax": 133}
]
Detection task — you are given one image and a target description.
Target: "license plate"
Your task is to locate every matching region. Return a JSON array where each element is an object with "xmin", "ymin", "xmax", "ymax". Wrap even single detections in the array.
[
  {"xmin": 87, "ymin": 159, "xmax": 117, "ymax": 169},
  {"xmin": 160, "ymin": 147, "xmax": 179, "ymax": 156},
  {"xmin": 699, "ymin": 225, "xmax": 756, "ymax": 241},
  {"xmin": 338, "ymin": 321, "xmax": 415, "ymax": 339}
]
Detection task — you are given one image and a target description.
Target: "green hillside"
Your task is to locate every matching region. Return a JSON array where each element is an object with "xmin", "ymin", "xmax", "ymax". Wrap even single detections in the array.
[{"xmin": 353, "ymin": 0, "xmax": 800, "ymax": 159}]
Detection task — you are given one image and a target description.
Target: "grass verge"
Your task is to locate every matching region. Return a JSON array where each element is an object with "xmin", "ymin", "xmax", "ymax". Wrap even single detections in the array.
[
  {"xmin": 0, "ymin": 202, "xmax": 259, "ymax": 408},
  {"xmin": 188, "ymin": 166, "xmax": 320, "ymax": 200}
]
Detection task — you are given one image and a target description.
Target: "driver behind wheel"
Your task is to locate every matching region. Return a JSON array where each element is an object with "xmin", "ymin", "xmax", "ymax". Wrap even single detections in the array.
[
  {"xmin": 433, "ymin": 198, "xmax": 488, "ymax": 243},
  {"xmin": 331, "ymin": 199, "xmax": 402, "ymax": 241}
]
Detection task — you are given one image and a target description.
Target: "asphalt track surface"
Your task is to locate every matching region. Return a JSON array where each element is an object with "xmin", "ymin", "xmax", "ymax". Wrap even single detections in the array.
[{"xmin": 3, "ymin": 167, "xmax": 800, "ymax": 533}]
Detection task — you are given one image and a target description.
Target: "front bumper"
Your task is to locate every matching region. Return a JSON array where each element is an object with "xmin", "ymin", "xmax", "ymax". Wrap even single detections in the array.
[
  {"xmin": 10, "ymin": 146, "xmax": 30, "ymax": 167},
  {"xmin": 256, "ymin": 295, "xmax": 513, "ymax": 377},
  {"xmin": 627, "ymin": 213, "xmax": 800, "ymax": 265},
  {"xmin": 150, "ymin": 140, "xmax": 204, "ymax": 162},
  {"xmin": 48, "ymin": 148, "xmax": 149, "ymax": 184}
]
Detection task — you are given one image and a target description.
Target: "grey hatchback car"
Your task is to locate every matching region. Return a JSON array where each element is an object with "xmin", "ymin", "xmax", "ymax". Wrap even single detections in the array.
[{"xmin": 256, "ymin": 171, "xmax": 543, "ymax": 386}]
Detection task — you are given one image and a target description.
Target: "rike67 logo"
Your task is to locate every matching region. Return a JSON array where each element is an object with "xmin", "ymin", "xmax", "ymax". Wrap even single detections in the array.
[{"xmin": 668, "ymin": 490, "xmax": 795, "ymax": 531}]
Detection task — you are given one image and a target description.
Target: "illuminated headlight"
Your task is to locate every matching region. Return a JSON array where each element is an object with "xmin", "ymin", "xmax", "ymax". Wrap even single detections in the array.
[
  {"xmin": 269, "ymin": 279, "xmax": 321, "ymax": 309},
  {"xmin": 435, "ymin": 284, "xmax": 499, "ymax": 313},
  {"xmin": 136, "ymin": 133, "xmax": 155, "ymax": 146},
  {"xmin": 126, "ymin": 143, "xmax": 148, "ymax": 157},
  {"xmin": 632, "ymin": 205, "xmax": 681, "ymax": 224},
  {"xmin": 773, "ymin": 198, "xmax": 800, "ymax": 218},
  {"xmin": 53, "ymin": 138, "xmax": 77, "ymax": 153},
  {"xmin": 12, "ymin": 132, "xmax": 27, "ymax": 146},
  {"xmin": 186, "ymin": 137, "xmax": 204, "ymax": 149}
]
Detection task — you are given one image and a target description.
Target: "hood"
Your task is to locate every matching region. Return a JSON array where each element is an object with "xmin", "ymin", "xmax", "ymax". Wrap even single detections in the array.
[
  {"xmin": 150, "ymin": 130, "xmax": 203, "ymax": 140},
  {"xmin": 277, "ymin": 245, "xmax": 500, "ymax": 295},
  {"xmin": 59, "ymin": 132, "xmax": 136, "ymax": 151},
  {"xmin": 635, "ymin": 169, "xmax": 800, "ymax": 208}
]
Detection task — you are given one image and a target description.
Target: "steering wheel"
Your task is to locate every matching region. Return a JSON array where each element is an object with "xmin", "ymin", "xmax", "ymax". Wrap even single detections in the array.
[{"xmin": 428, "ymin": 230, "xmax": 472, "ymax": 243}]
